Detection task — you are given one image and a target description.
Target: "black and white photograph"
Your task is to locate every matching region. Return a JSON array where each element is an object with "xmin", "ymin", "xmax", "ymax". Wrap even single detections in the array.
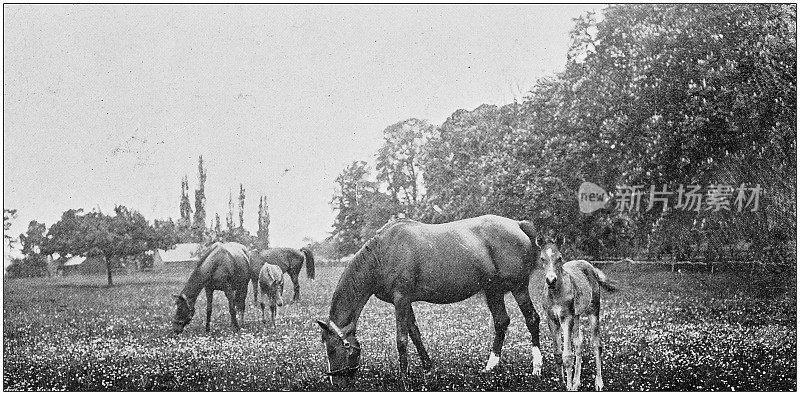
[{"xmin": 2, "ymin": 3, "xmax": 796, "ymax": 391}]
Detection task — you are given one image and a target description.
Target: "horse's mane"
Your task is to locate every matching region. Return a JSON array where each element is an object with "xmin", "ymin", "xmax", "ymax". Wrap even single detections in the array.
[
  {"xmin": 374, "ymin": 217, "xmax": 419, "ymax": 235},
  {"xmin": 194, "ymin": 242, "xmax": 223, "ymax": 268}
]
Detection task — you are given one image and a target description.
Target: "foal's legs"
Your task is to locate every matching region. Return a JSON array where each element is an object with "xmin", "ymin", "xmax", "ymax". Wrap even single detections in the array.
[
  {"xmin": 511, "ymin": 286, "xmax": 543, "ymax": 375},
  {"xmin": 407, "ymin": 306, "xmax": 432, "ymax": 370},
  {"xmin": 481, "ymin": 289, "xmax": 510, "ymax": 373},
  {"xmin": 560, "ymin": 316, "xmax": 575, "ymax": 390},
  {"xmin": 571, "ymin": 317, "xmax": 584, "ymax": 391},
  {"xmin": 259, "ymin": 288, "xmax": 268, "ymax": 325},
  {"xmin": 588, "ymin": 313, "xmax": 604, "ymax": 391},
  {"xmin": 205, "ymin": 288, "xmax": 214, "ymax": 333},
  {"xmin": 547, "ymin": 312, "xmax": 565, "ymax": 385}
]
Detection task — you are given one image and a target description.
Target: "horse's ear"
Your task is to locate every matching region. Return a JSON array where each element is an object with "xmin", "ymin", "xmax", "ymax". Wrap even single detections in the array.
[
  {"xmin": 534, "ymin": 235, "xmax": 542, "ymax": 248},
  {"xmin": 316, "ymin": 320, "xmax": 330, "ymax": 332}
]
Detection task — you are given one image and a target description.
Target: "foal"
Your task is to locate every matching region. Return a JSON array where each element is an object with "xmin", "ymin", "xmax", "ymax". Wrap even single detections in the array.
[
  {"xmin": 258, "ymin": 263, "xmax": 285, "ymax": 327},
  {"xmin": 538, "ymin": 238, "xmax": 618, "ymax": 391}
]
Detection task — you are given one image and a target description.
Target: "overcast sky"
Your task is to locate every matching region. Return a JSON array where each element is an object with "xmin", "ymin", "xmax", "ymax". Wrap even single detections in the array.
[{"xmin": 3, "ymin": 4, "xmax": 602, "ymax": 250}]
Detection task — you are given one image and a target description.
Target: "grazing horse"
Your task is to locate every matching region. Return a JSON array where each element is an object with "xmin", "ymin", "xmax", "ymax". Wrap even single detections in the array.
[
  {"xmin": 250, "ymin": 247, "xmax": 315, "ymax": 303},
  {"xmin": 316, "ymin": 215, "xmax": 543, "ymax": 385},
  {"xmin": 258, "ymin": 262, "xmax": 285, "ymax": 327},
  {"xmin": 172, "ymin": 242, "xmax": 251, "ymax": 334},
  {"xmin": 538, "ymin": 238, "xmax": 618, "ymax": 391}
]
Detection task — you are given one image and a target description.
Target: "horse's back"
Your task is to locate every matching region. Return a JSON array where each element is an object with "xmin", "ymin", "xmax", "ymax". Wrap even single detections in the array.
[
  {"xmin": 201, "ymin": 242, "xmax": 251, "ymax": 289},
  {"xmin": 563, "ymin": 260, "xmax": 602, "ymax": 315},
  {"xmin": 375, "ymin": 215, "xmax": 535, "ymax": 303}
]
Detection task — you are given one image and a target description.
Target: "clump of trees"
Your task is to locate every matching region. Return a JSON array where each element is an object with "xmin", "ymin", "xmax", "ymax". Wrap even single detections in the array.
[
  {"xmin": 330, "ymin": 4, "xmax": 796, "ymax": 265},
  {"xmin": 4, "ymin": 206, "xmax": 178, "ymax": 285}
]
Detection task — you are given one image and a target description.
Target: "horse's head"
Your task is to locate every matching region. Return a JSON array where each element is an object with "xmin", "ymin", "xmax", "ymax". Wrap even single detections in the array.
[
  {"xmin": 316, "ymin": 320, "xmax": 361, "ymax": 384},
  {"xmin": 264, "ymin": 280, "xmax": 285, "ymax": 307},
  {"xmin": 172, "ymin": 294, "xmax": 195, "ymax": 334},
  {"xmin": 536, "ymin": 235, "xmax": 565, "ymax": 289}
]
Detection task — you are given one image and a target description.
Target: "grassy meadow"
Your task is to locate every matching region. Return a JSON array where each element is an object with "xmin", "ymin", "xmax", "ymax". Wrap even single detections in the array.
[{"xmin": 3, "ymin": 264, "xmax": 796, "ymax": 391}]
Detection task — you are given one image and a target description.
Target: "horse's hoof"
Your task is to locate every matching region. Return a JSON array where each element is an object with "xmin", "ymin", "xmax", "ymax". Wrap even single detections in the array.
[
  {"xmin": 595, "ymin": 377, "xmax": 604, "ymax": 391},
  {"xmin": 531, "ymin": 346, "xmax": 543, "ymax": 376}
]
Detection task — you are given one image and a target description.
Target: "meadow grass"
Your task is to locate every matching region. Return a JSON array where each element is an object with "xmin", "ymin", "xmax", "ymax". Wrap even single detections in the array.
[{"xmin": 3, "ymin": 264, "xmax": 796, "ymax": 390}]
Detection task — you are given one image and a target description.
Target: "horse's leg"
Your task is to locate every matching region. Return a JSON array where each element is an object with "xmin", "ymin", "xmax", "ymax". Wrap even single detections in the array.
[
  {"xmin": 251, "ymin": 278, "xmax": 259, "ymax": 308},
  {"xmin": 225, "ymin": 290, "xmax": 240, "ymax": 333},
  {"xmin": 572, "ymin": 316, "xmax": 584, "ymax": 391},
  {"xmin": 547, "ymin": 312, "xmax": 565, "ymax": 385},
  {"xmin": 235, "ymin": 284, "xmax": 247, "ymax": 325},
  {"xmin": 481, "ymin": 289, "xmax": 510, "ymax": 373},
  {"xmin": 392, "ymin": 295, "xmax": 411, "ymax": 387},
  {"xmin": 205, "ymin": 288, "xmax": 214, "ymax": 333},
  {"xmin": 589, "ymin": 313, "xmax": 604, "ymax": 391},
  {"xmin": 511, "ymin": 285, "xmax": 542, "ymax": 376},
  {"xmin": 560, "ymin": 316, "xmax": 575, "ymax": 391},
  {"xmin": 270, "ymin": 303, "xmax": 277, "ymax": 328},
  {"xmin": 407, "ymin": 306, "xmax": 432, "ymax": 370},
  {"xmin": 290, "ymin": 270, "xmax": 301, "ymax": 303}
]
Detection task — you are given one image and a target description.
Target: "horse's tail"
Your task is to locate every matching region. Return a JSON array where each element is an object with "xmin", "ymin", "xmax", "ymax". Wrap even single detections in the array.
[
  {"xmin": 301, "ymin": 247, "xmax": 315, "ymax": 279},
  {"xmin": 592, "ymin": 265, "xmax": 620, "ymax": 293},
  {"xmin": 518, "ymin": 220, "xmax": 538, "ymax": 243}
]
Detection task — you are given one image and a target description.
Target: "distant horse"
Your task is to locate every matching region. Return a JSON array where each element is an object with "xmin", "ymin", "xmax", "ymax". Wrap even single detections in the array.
[
  {"xmin": 316, "ymin": 215, "xmax": 543, "ymax": 384},
  {"xmin": 258, "ymin": 262, "xmax": 285, "ymax": 327},
  {"xmin": 250, "ymin": 247, "xmax": 315, "ymax": 303},
  {"xmin": 538, "ymin": 237, "xmax": 618, "ymax": 391},
  {"xmin": 172, "ymin": 242, "xmax": 251, "ymax": 334}
]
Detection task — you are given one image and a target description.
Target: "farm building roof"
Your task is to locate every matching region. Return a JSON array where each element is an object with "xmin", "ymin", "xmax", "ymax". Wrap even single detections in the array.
[
  {"xmin": 157, "ymin": 243, "xmax": 202, "ymax": 263},
  {"xmin": 62, "ymin": 256, "xmax": 87, "ymax": 267}
]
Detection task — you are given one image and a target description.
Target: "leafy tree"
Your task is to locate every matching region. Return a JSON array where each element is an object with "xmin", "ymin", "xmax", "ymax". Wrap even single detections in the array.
[
  {"xmin": 43, "ymin": 206, "xmax": 174, "ymax": 286},
  {"xmin": 421, "ymin": 105, "xmax": 516, "ymax": 222},
  {"xmin": 226, "ymin": 191, "xmax": 235, "ymax": 231},
  {"xmin": 376, "ymin": 118, "xmax": 434, "ymax": 218},
  {"xmin": 554, "ymin": 4, "xmax": 796, "ymax": 260},
  {"xmin": 213, "ymin": 213, "xmax": 222, "ymax": 239},
  {"xmin": 4, "ymin": 208, "xmax": 18, "ymax": 249},
  {"xmin": 330, "ymin": 161, "xmax": 381, "ymax": 257},
  {"xmin": 179, "ymin": 176, "xmax": 192, "ymax": 226},
  {"xmin": 13, "ymin": 220, "xmax": 50, "ymax": 276},
  {"xmin": 192, "ymin": 156, "xmax": 208, "ymax": 241},
  {"xmin": 256, "ymin": 196, "xmax": 270, "ymax": 249},
  {"xmin": 238, "ymin": 183, "xmax": 246, "ymax": 229}
]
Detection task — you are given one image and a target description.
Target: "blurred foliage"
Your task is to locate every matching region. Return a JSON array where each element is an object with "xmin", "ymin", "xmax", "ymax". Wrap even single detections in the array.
[{"xmin": 330, "ymin": 4, "xmax": 796, "ymax": 264}]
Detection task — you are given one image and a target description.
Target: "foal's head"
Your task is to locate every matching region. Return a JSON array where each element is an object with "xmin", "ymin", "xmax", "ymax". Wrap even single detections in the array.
[
  {"xmin": 536, "ymin": 235, "xmax": 565, "ymax": 289},
  {"xmin": 172, "ymin": 294, "xmax": 195, "ymax": 334},
  {"xmin": 316, "ymin": 320, "xmax": 361, "ymax": 383}
]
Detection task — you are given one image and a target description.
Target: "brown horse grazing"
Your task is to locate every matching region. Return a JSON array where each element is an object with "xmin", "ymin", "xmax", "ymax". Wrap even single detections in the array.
[
  {"xmin": 538, "ymin": 238, "xmax": 618, "ymax": 391},
  {"xmin": 316, "ymin": 215, "xmax": 543, "ymax": 385},
  {"xmin": 249, "ymin": 247, "xmax": 315, "ymax": 304},
  {"xmin": 258, "ymin": 262, "xmax": 285, "ymax": 327},
  {"xmin": 172, "ymin": 242, "xmax": 251, "ymax": 334}
]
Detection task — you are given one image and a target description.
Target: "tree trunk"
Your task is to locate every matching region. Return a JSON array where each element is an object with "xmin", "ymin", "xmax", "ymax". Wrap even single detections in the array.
[{"xmin": 105, "ymin": 255, "xmax": 113, "ymax": 286}]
